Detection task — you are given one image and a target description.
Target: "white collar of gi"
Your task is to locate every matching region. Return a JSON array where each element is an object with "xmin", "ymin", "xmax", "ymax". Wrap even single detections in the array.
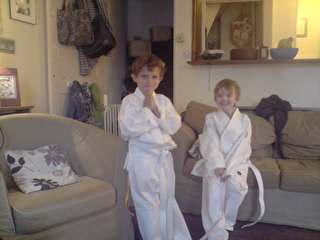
[
  {"xmin": 134, "ymin": 87, "xmax": 156, "ymax": 101},
  {"xmin": 216, "ymin": 108, "xmax": 242, "ymax": 135},
  {"xmin": 218, "ymin": 108, "xmax": 240, "ymax": 120}
]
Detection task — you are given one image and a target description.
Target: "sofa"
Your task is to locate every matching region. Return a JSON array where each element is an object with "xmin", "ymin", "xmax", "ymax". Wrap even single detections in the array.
[
  {"xmin": 0, "ymin": 114, "xmax": 134, "ymax": 240},
  {"xmin": 172, "ymin": 101, "xmax": 320, "ymax": 231}
]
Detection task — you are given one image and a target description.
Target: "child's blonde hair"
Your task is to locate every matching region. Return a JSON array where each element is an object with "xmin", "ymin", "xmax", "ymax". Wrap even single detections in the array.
[{"xmin": 214, "ymin": 79, "xmax": 241, "ymax": 100}]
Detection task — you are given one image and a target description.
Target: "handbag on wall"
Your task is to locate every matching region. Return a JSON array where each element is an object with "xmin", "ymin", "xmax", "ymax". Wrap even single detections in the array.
[
  {"xmin": 57, "ymin": 0, "xmax": 94, "ymax": 46},
  {"xmin": 81, "ymin": 0, "xmax": 116, "ymax": 58}
]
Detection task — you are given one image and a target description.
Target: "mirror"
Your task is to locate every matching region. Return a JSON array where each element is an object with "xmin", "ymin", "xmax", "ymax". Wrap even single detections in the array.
[{"xmin": 192, "ymin": 0, "xmax": 320, "ymax": 61}]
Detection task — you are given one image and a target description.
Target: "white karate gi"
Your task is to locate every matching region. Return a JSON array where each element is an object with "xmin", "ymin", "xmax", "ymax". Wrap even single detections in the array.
[
  {"xmin": 119, "ymin": 88, "xmax": 191, "ymax": 240},
  {"xmin": 192, "ymin": 109, "xmax": 265, "ymax": 240}
]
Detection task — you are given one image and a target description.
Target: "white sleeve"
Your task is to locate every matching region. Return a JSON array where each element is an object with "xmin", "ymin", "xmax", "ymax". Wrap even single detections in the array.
[
  {"xmin": 118, "ymin": 98, "xmax": 159, "ymax": 140},
  {"xmin": 199, "ymin": 115, "xmax": 225, "ymax": 172},
  {"xmin": 157, "ymin": 97, "xmax": 182, "ymax": 135}
]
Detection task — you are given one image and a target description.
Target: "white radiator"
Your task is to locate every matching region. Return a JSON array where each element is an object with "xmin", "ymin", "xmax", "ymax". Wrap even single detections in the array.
[{"xmin": 104, "ymin": 104, "xmax": 121, "ymax": 136}]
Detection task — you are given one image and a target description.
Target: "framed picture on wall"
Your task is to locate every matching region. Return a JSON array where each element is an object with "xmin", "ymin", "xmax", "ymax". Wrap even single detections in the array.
[
  {"xmin": 0, "ymin": 68, "xmax": 21, "ymax": 107},
  {"xmin": 9, "ymin": 0, "xmax": 36, "ymax": 24},
  {"xmin": 296, "ymin": 17, "xmax": 308, "ymax": 38}
]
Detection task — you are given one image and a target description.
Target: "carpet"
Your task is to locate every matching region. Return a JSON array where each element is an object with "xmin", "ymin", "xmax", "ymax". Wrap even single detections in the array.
[{"xmin": 132, "ymin": 213, "xmax": 320, "ymax": 240}]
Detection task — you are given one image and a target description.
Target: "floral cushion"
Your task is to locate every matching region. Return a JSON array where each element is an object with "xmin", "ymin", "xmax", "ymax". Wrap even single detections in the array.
[{"xmin": 4, "ymin": 145, "xmax": 80, "ymax": 194}]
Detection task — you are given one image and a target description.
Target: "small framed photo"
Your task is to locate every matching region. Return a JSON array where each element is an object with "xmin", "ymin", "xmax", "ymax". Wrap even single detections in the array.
[
  {"xmin": 9, "ymin": 0, "xmax": 36, "ymax": 25},
  {"xmin": 0, "ymin": 68, "xmax": 21, "ymax": 107},
  {"xmin": 297, "ymin": 17, "xmax": 308, "ymax": 38}
]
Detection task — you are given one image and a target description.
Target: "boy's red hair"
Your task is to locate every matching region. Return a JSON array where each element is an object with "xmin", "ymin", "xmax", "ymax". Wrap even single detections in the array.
[{"xmin": 131, "ymin": 55, "xmax": 166, "ymax": 77}]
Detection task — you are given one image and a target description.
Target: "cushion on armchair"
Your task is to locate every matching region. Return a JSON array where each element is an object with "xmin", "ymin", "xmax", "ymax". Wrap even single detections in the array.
[
  {"xmin": 8, "ymin": 176, "xmax": 116, "ymax": 234},
  {"xmin": 5, "ymin": 145, "xmax": 79, "ymax": 193}
]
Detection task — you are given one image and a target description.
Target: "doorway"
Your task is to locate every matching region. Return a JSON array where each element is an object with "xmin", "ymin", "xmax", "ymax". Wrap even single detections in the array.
[{"xmin": 125, "ymin": 0, "xmax": 174, "ymax": 101}]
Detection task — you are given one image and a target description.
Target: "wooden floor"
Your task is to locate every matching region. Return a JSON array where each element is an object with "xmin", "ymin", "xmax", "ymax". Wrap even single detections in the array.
[{"xmin": 132, "ymin": 213, "xmax": 320, "ymax": 240}]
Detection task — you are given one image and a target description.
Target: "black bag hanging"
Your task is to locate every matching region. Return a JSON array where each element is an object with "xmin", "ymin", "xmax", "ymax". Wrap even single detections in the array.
[{"xmin": 81, "ymin": 0, "xmax": 116, "ymax": 58}]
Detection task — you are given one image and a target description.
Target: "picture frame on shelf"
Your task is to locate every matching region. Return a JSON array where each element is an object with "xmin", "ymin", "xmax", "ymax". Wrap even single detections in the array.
[
  {"xmin": 0, "ymin": 68, "xmax": 21, "ymax": 107},
  {"xmin": 9, "ymin": 0, "xmax": 36, "ymax": 25}
]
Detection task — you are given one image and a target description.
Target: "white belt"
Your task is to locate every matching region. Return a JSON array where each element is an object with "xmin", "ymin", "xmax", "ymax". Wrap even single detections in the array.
[{"xmin": 241, "ymin": 162, "xmax": 265, "ymax": 228}]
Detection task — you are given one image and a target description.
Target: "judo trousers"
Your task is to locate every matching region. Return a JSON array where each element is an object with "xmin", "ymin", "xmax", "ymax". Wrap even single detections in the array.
[
  {"xmin": 201, "ymin": 168, "xmax": 249, "ymax": 240},
  {"xmin": 128, "ymin": 150, "xmax": 191, "ymax": 240}
]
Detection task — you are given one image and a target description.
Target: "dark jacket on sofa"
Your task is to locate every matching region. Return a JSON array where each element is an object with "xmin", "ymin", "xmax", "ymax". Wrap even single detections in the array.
[{"xmin": 254, "ymin": 95, "xmax": 292, "ymax": 158}]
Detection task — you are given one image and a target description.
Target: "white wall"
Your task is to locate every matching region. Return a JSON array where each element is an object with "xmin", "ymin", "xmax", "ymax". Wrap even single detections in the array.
[
  {"xmin": 296, "ymin": 0, "xmax": 320, "ymax": 58},
  {"xmin": 272, "ymin": 0, "xmax": 298, "ymax": 47},
  {"xmin": 174, "ymin": 0, "xmax": 320, "ymax": 112},
  {"xmin": 0, "ymin": 0, "xmax": 48, "ymax": 112},
  {"xmin": 45, "ymin": 0, "xmax": 127, "ymax": 115},
  {"xmin": 127, "ymin": 0, "xmax": 173, "ymax": 40}
]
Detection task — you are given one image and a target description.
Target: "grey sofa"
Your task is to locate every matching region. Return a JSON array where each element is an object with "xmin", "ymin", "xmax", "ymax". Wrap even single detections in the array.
[
  {"xmin": 0, "ymin": 114, "xmax": 134, "ymax": 240},
  {"xmin": 172, "ymin": 101, "xmax": 320, "ymax": 231}
]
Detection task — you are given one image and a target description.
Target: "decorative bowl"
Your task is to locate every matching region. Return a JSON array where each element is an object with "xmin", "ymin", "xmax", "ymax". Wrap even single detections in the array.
[{"xmin": 270, "ymin": 48, "xmax": 299, "ymax": 60}]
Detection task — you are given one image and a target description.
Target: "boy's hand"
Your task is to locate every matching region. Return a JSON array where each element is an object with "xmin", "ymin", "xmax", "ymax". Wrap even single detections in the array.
[
  {"xmin": 214, "ymin": 168, "xmax": 226, "ymax": 178},
  {"xmin": 221, "ymin": 175, "xmax": 230, "ymax": 182},
  {"xmin": 144, "ymin": 93, "xmax": 154, "ymax": 109},
  {"xmin": 144, "ymin": 94, "xmax": 161, "ymax": 118}
]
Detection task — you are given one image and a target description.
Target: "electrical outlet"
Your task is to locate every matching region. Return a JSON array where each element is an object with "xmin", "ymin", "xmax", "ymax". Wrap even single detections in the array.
[{"xmin": 175, "ymin": 33, "xmax": 185, "ymax": 43}]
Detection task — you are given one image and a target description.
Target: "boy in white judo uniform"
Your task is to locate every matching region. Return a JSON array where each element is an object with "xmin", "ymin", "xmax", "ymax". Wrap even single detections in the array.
[
  {"xmin": 119, "ymin": 55, "xmax": 192, "ymax": 240},
  {"xmin": 192, "ymin": 79, "xmax": 265, "ymax": 240}
]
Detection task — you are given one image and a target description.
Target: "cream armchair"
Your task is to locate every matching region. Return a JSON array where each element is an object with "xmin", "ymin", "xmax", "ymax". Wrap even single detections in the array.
[{"xmin": 0, "ymin": 114, "xmax": 134, "ymax": 240}]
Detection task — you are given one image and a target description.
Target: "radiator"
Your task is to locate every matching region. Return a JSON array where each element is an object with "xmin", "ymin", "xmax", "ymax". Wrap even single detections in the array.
[{"xmin": 104, "ymin": 104, "xmax": 121, "ymax": 136}]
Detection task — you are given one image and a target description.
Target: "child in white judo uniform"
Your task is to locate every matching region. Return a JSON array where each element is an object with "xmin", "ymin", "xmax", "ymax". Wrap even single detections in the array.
[
  {"xmin": 192, "ymin": 79, "xmax": 265, "ymax": 240},
  {"xmin": 119, "ymin": 55, "xmax": 192, "ymax": 240}
]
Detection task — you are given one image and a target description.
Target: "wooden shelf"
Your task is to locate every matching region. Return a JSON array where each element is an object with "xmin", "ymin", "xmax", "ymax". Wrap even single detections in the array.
[
  {"xmin": 188, "ymin": 58, "xmax": 320, "ymax": 65},
  {"xmin": 0, "ymin": 105, "xmax": 34, "ymax": 115}
]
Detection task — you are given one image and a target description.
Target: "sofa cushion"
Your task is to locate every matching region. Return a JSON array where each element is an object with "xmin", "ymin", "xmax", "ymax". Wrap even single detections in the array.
[
  {"xmin": 183, "ymin": 157, "xmax": 280, "ymax": 189},
  {"xmin": 183, "ymin": 101, "xmax": 217, "ymax": 134},
  {"xmin": 251, "ymin": 145, "xmax": 274, "ymax": 159},
  {"xmin": 8, "ymin": 176, "xmax": 116, "ymax": 234},
  {"xmin": 246, "ymin": 113, "xmax": 276, "ymax": 149},
  {"xmin": 247, "ymin": 158, "xmax": 280, "ymax": 189},
  {"xmin": 278, "ymin": 159, "xmax": 320, "ymax": 193},
  {"xmin": 282, "ymin": 111, "xmax": 320, "ymax": 160}
]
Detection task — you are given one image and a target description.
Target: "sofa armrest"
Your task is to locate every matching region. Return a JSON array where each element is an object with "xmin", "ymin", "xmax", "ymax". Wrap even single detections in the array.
[
  {"xmin": 0, "ymin": 170, "xmax": 15, "ymax": 234},
  {"xmin": 172, "ymin": 123, "xmax": 197, "ymax": 178},
  {"xmin": 72, "ymin": 126, "xmax": 128, "ymax": 201},
  {"xmin": 69, "ymin": 122, "xmax": 133, "ymax": 239}
]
